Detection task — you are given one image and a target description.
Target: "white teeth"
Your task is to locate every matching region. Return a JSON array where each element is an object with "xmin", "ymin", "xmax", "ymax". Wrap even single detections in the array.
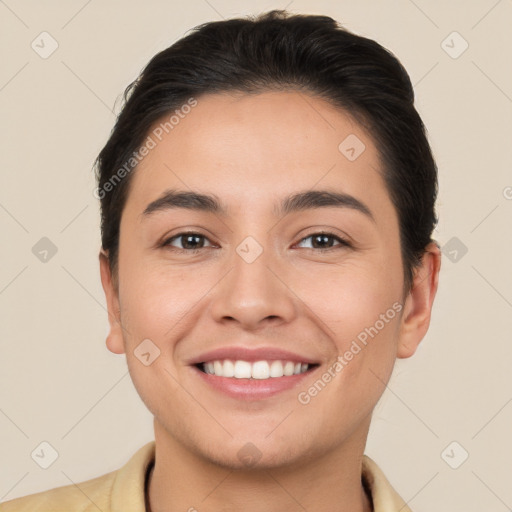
[
  {"xmin": 283, "ymin": 361, "xmax": 295, "ymax": 376},
  {"xmin": 213, "ymin": 361, "xmax": 223, "ymax": 376},
  {"xmin": 223, "ymin": 359, "xmax": 235, "ymax": 377},
  {"xmin": 234, "ymin": 360, "xmax": 252, "ymax": 379},
  {"xmin": 252, "ymin": 361, "xmax": 270, "ymax": 379},
  {"xmin": 269, "ymin": 360, "xmax": 284, "ymax": 377},
  {"xmin": 202, "ymin": 359, "xmax": 311, "ymax": 379}
]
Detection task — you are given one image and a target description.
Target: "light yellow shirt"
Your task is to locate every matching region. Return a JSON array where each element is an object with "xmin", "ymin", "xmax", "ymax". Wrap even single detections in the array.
[{"xmin": 0, "ymin": 441, "xmax": 412, "ymax": 511}]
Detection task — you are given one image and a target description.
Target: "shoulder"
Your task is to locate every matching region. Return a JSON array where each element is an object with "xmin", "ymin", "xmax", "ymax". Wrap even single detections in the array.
[
  {"xmin": 0, "ymin": 470, "xmax": 116, "ymax": 512},
  {"xmin": 0, "ymin": 441, "xmax": 155, "ymax": 512},
  {"xmin": 362, "ymin": 455, "xmax": 413, "ymax": 512}
]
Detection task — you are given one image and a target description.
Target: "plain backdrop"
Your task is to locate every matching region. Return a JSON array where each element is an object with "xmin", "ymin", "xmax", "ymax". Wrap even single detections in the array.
[{"xmin": 1, "ymin": 1, "xmax": 511, "ymax": 510}]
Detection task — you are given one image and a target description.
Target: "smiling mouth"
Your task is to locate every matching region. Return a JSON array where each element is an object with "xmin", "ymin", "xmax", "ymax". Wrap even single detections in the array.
[{"xmin": 196, "ymin": 359, "xmax": 319, "ymax": 380}]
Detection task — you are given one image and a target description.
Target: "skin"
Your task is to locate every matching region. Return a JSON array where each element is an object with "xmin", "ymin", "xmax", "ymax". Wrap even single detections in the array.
[{"xmin": 99, "ymin": 90, "xmax": 441, "ymax": 512}]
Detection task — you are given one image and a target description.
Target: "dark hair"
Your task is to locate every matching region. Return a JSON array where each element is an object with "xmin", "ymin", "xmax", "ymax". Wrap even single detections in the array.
[{"xmin": 95, "ymin": 9, "xmax": 438, "ymax": 298}]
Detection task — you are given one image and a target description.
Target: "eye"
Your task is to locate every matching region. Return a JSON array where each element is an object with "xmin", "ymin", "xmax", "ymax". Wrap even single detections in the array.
[
  {"xmin": 161, "ymin": 231, "xmax": 351, "ymax": 254},
  {"xmin": 295, "ymin": 232, "xmax": 352, "ymax": 251},
  {"xmin": 162, "ymin": 232, "xmax": 215, "ymax": 253}
]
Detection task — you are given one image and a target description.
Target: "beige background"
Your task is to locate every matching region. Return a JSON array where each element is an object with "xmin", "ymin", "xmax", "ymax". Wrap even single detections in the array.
[{"xmin": 1, "ymin": 0, "xmax": 511, "ymax": 510}]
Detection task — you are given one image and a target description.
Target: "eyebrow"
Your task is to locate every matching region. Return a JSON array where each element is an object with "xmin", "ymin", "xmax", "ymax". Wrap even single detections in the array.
[{"xmin": 141, "ymin": 188, "xmax": 375, "ymax": 223}]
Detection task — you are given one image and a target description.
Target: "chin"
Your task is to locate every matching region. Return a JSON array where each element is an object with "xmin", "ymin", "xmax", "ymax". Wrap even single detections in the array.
[
  {"xmin": 188, "ymin": 430, "xmax": 320, "ymax": 471},
  {"xmin": 202, "ymin": 445, "xmax": 304, "ymax": 471}
]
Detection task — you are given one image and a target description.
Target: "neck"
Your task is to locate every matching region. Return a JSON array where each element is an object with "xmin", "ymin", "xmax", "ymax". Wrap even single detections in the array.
[{"xmin": 146, "ymin": 420, "xmax": 373, "ymax": 512}]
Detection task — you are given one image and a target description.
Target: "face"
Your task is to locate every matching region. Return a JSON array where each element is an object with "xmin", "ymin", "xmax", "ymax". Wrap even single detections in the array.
[{"xmin": 100, "ymin": 90, "xmax": 440, "ymax": 469}]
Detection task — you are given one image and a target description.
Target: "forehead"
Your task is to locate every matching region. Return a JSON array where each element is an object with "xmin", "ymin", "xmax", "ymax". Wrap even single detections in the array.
[{"xmin": 123, "ymin": 90, "xmax": 394, "ymax": 225}]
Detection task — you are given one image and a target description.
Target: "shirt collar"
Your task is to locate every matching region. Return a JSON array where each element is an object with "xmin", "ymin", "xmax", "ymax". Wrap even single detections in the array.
[
  {"xmin": 362, "ymin": 454, "xmax": 412, "ymax": 511},
  {"xmin": 110, "ymin": 442, "xmax": 411, "ymax": 512}
]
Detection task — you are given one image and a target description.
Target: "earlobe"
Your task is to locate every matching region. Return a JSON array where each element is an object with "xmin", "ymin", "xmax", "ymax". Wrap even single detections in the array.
[
  {"xmin": 99, "ymin": 249, "xmax": 126, "ymax": 355},
  {"xmin": 397, "ymin": 242, "xmax": 442, "ymax": 359}
]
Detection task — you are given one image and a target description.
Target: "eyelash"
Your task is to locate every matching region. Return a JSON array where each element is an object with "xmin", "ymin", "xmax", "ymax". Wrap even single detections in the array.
[{"xmin": 161, "ymin": 231, "xmax": 352, "ymax": 254}]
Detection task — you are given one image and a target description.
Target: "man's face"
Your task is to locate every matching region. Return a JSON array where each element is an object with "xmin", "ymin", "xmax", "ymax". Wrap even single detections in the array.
[{"xmin": 101, "ymin": 90, "xmax": 431, "ymax": 468}]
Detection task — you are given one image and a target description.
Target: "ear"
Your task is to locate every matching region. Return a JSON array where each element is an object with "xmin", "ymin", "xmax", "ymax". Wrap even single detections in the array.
[
  {"xmin": 397, "ymin": 241, "xmax": 442, "ymax": 358},
  {"xmin": 99, "ymin": 249, "xmax": 125, "ymax": 355}
]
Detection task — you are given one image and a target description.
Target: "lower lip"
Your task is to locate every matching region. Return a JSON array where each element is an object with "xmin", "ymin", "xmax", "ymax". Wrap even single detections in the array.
[{"xmin": 192, "ymin": 366, "xmax": 316, "ymax": 400}]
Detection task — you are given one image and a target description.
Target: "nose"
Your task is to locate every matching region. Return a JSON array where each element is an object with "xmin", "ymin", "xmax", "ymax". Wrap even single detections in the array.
[{"xmin": 209, "ymin": 241, "xmax": 297, "ymax": 331}]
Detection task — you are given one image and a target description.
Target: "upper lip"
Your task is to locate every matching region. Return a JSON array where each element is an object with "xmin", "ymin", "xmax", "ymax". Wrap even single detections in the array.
[{"xmin": 187, "ymin": 346, "xmax": 321, "ymax": 365}]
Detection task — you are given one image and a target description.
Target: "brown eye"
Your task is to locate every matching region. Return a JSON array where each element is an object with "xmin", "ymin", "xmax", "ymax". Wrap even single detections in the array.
[
  {"xmin": 163, "ymin": 232, "xmax": 214, "ymax": 252},
  {"xmin": 296, "ymin": 233, "xmax": 351, "ymax": 250}
]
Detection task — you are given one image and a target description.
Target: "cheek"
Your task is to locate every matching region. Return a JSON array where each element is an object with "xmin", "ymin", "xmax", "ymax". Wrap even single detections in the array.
[
  {"xmin": 290, "ymin": 254, "xmax": 401, "ymax": 341},
  {"xmin": 297, "ymin": 302, "xmax": 401, "ymax": 439},
  {"xmin": 119, "ymin": 266, "xmax": 195, "ymax": 339},
  {"xmin": 118, "ymin": 261, "xmax": 201, "ymax": 417},
  {"xmin": 292, "ymin": 257, "xmax": 401, "ymax": 398}
]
